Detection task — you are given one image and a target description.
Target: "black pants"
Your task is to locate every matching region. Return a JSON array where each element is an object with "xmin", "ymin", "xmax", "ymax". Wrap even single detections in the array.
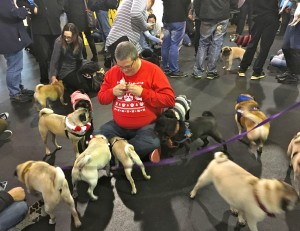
[
  {"xmin": 240, "ymin": 14, "xmax": 279, "ymax": 74},
  {"xmin": 32, "ymin": 34, "xmax": 58, "ymax": 84},
  {"xmin": 236, "ymin": 0, "xmax": 253, "ymax": 35}
]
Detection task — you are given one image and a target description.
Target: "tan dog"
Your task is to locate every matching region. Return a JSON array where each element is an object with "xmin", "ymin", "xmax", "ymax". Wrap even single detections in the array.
[
  {"xmin": 110, "ymin": 137, "xmax": 151, "ymax": 194},
  {"xmin": 190, "ymin": 152, "xmax": 299, "ymax": 231},
  {"xmin": 235, "ymin": 93, "xmax": 270, "ymax": 156},
  {"xmin": 287, "ymin": 132, "xmax": 300, "ymax": 194},
  {"xmin": 72, "ymin": 134, "xmax": 111, "ymax": 200},
  {"xmin": 38, "ymin": 108, "xmax": 91, "ymax": 157},
  {"xmin": 34, "ymin": 80, "xmax": 67, "ymax": 110},
  {"xmin": 15, "ymin": 161, "xmax": 81, "ymax": 227},
  {"xmin": 221, "ymin": 46, "xmax": 245, "ymax": 70}
]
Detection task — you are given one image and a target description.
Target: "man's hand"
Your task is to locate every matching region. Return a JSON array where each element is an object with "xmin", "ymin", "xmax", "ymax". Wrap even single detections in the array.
[
  {"xmin": 8, "ymin": 187, "xmax": 25, "ymax": 201},
  {"xmin": 113, "ymin": 83, "xmax": 127, "ymax": 97},
  {"xmin": 127, "ymin": 84, "xmax": 143, "ymax": 97},
  {"xmin": 289, "ymin": 3, "xmax": 300, "ymax": 26},
  {"xmin": 51, "ymin": 76, "xmax": 58, "ymax": 84}
]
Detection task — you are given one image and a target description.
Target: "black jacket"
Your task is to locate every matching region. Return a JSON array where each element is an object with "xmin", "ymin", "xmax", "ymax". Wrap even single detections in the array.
[
  {"xmin": 17, "ymin": 0, "xmax": 64, "ymax": 35},
  {"xmin": 196, "ymin": 0, "xmax": 230, "ymax": 22},
  {"xmin": 162, "ymin": 0, "xmax": 191, "ymax": 23},
  {"xmin": 64, "ymin": 0, "xmax": 89, "ymax": 32},
  {"xmin": 0, "ymin": 0, "xmax": 32, "ymax": 54}
]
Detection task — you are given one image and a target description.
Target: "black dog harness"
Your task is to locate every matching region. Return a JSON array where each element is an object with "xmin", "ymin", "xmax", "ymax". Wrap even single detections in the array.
[{"xmin": 110, "ymin": 137, "xmax": 125, "ymax": 148}]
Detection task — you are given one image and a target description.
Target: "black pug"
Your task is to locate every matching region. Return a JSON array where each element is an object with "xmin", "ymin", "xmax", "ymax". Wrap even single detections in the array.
[
  {"xmin": 155, "ymin": 110, "xmax": 227, "ymax": 155},
  {"xmin": 70, "ymin": 89, "xmax": 94, "ymax": 152}
]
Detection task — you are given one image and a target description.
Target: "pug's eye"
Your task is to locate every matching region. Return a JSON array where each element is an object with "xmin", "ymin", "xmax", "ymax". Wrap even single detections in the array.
[{"xmin": 79, "ymin": 113, "xmax": 86, "ymax": 122}]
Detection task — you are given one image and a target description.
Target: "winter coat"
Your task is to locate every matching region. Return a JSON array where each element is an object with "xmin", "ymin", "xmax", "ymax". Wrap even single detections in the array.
[{"xmin": 0, "ymin": 0, "xmax": 32, "ymax": 54}]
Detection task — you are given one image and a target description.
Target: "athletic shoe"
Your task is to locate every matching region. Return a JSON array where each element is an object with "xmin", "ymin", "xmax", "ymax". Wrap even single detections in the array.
[
  {"xmin": 206, "ymin": 72, "xmax": 219, "ymax": 80},
  {"xmin": 191, "ymin": 73, "xmax": 203, "ymax": 79},
  {"xmin": 250, "ymin": 72, "xmax": 266, "ymax": 80},
  {"xmin": 10, "ymin": 94, "xmax": 32, "ymax": 103},
  {"xmin": 237, "ymin": 70, "xmax": 246, "ymax": 77},
  {"xmin": 21, "ymin": 88, "xmax": 34, "ymax": 96},
  {"xmin": 149, "ymin": 148, "xmax": 161, "ymax": 163},
  {"xmin": 0, "ymin": 130, "xmax": 12, "ymax": 141},
  {"xmin": 277, "ymin": 74, "xmax": 299, "ymax": 84},
  {"xmin": 0, "ymin": 112, "xmax": 9, "ymax": 120},
  {"xmin": 276, "ymin": 71, "xmax": 290, "ymax": 80},
  {"xmin": 169, "ymin": 71, "xmax": 188, "ymax": 78}
]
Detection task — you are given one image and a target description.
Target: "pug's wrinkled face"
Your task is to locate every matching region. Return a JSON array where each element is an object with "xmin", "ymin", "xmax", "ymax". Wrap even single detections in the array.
[
  {"xmin": 69, "ymin": 108, "xmax": 91, "ymax": 125},
  {"xmin": 221, "ymin": 47, "xmax": 232, "ymax": 57}
]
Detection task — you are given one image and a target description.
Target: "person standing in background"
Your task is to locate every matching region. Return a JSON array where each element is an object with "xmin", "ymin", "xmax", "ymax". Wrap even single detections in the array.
[
  {"xmin": 0, "ymin": 0, "xmax": 34, "ymax": 103},
  {"xmin": 161, "ymin": 0, "xmax": 191, "ymax": 78},
  {"xmin": 64, "ymin": 0, "xmax": 98, "ymax": 62},
  {"xmin": 17, "ymin": 0, "xmax": 64, "ymax": 84},
  {"xmin": 236, "ymin": 0, "xmax": 253, "ymax": 35},
  {"xmin": 237, "ymin": 0, "xmax": 280, "ymax": 80}
]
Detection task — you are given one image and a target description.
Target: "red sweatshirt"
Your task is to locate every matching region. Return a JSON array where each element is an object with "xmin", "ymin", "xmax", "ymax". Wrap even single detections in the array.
[{"xmin": 98, "ymin": 60, "xmax": 175, "ymax": 129}]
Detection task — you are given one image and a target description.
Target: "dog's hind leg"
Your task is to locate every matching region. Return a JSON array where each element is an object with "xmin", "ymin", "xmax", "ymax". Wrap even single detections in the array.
[
  {"xmin": 245, "ymin": 214, "xmax": 258, "ymax": 231},
  {"xmin": 51, "ymin": 132, "xmax": 62, "ymax": 151},
  {"xmin": 40, "ymin": 130, "xmax": 52, "ymax": 155},
  {"xmin": 43, "ymin": 201, "xmax": 56, "ymax": 225},
  {"xmin": 124, "ymin": 168, "xmax": 137, "ymax": 194},
  {"xmin": 59, "ymin": 95, "xmax": 67, "ymax": 106},
  {"xmin": 87, "ymin": 177, "xmax": 98, "ymax": 200},
  {"xmin": 61, "ymin": 184, "xmax": 82, "ymax": 227},
  {"xmin": 131, "ymin": 153, "xmax": 151, "ymax": 180},
  {"xmin": 190, "ymin": 169, "xmax": 212, "ymax": 199},
  {"xmin": 72, "ymin": 140, "xmax": 81, "ymax": 158}
]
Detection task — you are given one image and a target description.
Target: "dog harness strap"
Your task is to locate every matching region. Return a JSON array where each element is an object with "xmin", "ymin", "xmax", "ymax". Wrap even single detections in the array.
[
  {"xmin": 21, "ymin": 162, "xmax": 33, "ymax": 182},
  {"xmin": 111, "ymin": 138, "xmax": 125, "ymax": 148},
  {"xmin": 253, "ymin": 190, "xmax": 276, "ymax": 217}
]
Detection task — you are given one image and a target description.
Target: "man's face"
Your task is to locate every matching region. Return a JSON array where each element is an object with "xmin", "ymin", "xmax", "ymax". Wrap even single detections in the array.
[{"xmin": 116, "ymin": 57, "xmax": 139, "ymax": 76}]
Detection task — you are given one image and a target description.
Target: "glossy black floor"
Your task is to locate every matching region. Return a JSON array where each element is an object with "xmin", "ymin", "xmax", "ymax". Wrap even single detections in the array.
[{"xmin": 1, "ymin": 31, "xmax": 300, "ymax": 231}]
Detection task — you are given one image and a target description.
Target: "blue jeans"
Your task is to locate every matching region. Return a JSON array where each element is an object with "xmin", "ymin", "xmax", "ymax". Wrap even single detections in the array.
[
  {"xmin": 96, "ymin": 10, "xmax": 111, "ymax": 44},
  {"xmin": 3, "ymin": 50, "xmax": 24, "ymax": 97},
  {"xmin": 193, "ymin": 19, "xmax": 229, "ymax": 75},
  {"xmin": 161, "ymin": 21, "xmax": 186, "ymax": 73},
  {"xmin": 96, "ymin": 120, "xmax": 160, "ymax": 159},
  {"xmin": 282, "ymin": 16, "xmax": 300, "ymax": 50},
  {"xmin": 0, "ymin": 201, "xmax": 28, "ymax": 231}
]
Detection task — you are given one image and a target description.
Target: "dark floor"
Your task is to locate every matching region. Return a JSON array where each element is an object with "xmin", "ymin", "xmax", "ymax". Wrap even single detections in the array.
[{"xmin": 1, "ymin": 29, "xmax": 300, "ymax": 231}]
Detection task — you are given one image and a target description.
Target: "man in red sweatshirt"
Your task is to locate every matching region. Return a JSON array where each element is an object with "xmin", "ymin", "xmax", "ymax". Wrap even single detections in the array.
[{"xmin": 98, "ymin": 41, "xmax": 175, "ymax": 163}]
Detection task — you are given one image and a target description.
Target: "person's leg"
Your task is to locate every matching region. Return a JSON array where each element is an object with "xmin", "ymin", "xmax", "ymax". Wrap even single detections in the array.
[
  {"xmin": 127, "ymin": 123, "xmax": 160, "ymax": 160},
  {"xmin": 193, "ymin": 21, "xmax": 215, "ymax": 77},
  {"xmin": 207, "ymin": 19, "xmax": 229, "ymax": 75},
  {"xmin": 252, "ymin": 16, "xmax": 280, "ymax": 75},
  {"xmin": 194, "ymin": 19, "xmax": 201, "ymax": 55},
  {"xmin": 168, "ymin": 21, "xmax": 186, "ymax": 73},
  {"xmin": 95, "ymin": 120, "xmax": 128, "ymax": 139},
  {"xmin": 84, "ymin": 29, "xmax": 98, "ymax": 62},
  {"xmin": 236, "ymin": 2, "xmax": 248, "ymax": 35},
  {"xmin": 0, "ymin": 201, "xmax": 28, "ymax": 231},
  {"xmin": 98, "ymin": 10, "xmax": 110, "ymax": 42},
  {"xmin": 32, "ymin": 34, "xmax": 50, "ymax": 84},
  {"xmin": 161, "ymin": 23, "xmax": 171, "ymax": 72},
  {"xmin": 4, "ymin": 50, "xmax": 23, "ymax": 97}
]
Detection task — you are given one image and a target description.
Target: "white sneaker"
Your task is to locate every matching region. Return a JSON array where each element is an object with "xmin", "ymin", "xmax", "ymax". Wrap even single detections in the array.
[
  {"xmin": 0, "ymin": 130, "xmax": 12, "ymax": 141},
  {"xmin": 0, "ymin": 112, "xmax": 9, "ymax": 120}
]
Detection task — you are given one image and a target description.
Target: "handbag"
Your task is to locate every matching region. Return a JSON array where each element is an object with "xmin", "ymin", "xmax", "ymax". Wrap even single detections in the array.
[{"xmin": 83, "ymin": 0, "xmax": 97, "ymax": 29}]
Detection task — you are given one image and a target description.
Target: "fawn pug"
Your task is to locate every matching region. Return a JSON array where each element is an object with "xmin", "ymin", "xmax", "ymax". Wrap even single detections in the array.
[
  {"xmin": 110, "ymin": 136, "xmax": 151, "ymax": 194},
  {"xmin": 15, "ymin": 161, "xmax": 81, "ymax": 227},
  {"xmin": 72, "ymin": 134, "xmax": 111, "ymax": 200},
  {"xmin": 235, "ymin": 93, "xmax": 270, "ymax": 156},
  {"xmin": 190, "ymin": 152, "xmax": 299, "ymax": 231},
  {"xmin": 221, "ymin": 46, "xmax": 245, "ymax": 70},
  {"xmin": 34, "ymin": 80, "xmax": 67, "ymax": 110},
  {"xmin": 287, "ymin": 132, "xmax": 300, "ymax": 194},
  {"xmin": 38, "ymin": 107, "xmax": 91, "ymax": 157}
]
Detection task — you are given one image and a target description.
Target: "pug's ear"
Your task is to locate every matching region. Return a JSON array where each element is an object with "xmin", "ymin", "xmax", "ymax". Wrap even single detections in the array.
[{"xmin": 281, "ymin": 198, "xmax": 290, "ymax": 211}]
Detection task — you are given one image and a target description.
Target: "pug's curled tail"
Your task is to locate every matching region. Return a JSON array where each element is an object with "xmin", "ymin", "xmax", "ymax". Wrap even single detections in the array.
[
  {"xmin": 35, "ymin": 84, "xmax": 44, "ymax": 92},
  {"xmin": 125, "ymin": 144, "xmax": 144, "ymax": 167},
  {"xmin": 76, "ymin": 155, "xmax": 91, "ymax": 169},
  {"xmin": 214, "ymin": 152, "xmax": 228, "ymax": 163},
  {"xmin": 55, "ymin": 167, "xmax": 66, "ymax": 191},
  {"xmin": 39, "ymin": 108, "xmax": 54, "ymax": 118}
]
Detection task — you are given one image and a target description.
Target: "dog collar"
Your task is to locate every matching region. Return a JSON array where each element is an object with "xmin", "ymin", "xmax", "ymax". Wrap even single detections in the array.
[
  {"xmin": 236, "ymin": 95, "xmax": 254, "ymax": 103},
  {"xmin": 253, "ymin": 190, "xmax": 275, "ymax": 218},
  {"xmin": 21, "ymin": 162, "xmax": 33, "ymax": 182},
  {"xmin": 111, "ymin": 138, "xmax": 125, "ymax": 148},
  {"xmin": 65, "ymin": 117, "xmax": 91, "ymax": 135}
]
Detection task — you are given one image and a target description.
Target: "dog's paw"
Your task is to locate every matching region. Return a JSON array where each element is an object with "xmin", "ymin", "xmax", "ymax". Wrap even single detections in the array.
[
  {"xmin": 56, "ymin": 146, "xmax": 62, "ymax": 150},
  {"xmin": 49, "ymin": 218, "xmax": 56, "ymax": 225},
  {"xmin": 90, "ymin": 195, "xmax": 98, "ymax": 201},
  {"xmin": 237, "ymin": 220, "xmax": 246, "ymax": 227},
  {"xmin": 131, "ymin": 189, "xmax": 137, "ymax": 195},
  {"xmin": 190, "ymin": 191, "xmax": 196, "ymax": 199},
  {"xmin": 230, "ymin": 209, "xmax": 239, "ymax": 217}
]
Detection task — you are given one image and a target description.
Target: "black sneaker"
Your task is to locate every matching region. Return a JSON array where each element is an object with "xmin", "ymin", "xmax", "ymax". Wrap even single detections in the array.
[
  {"xmin": 276, "ymin": 71, "xmax": 290, "ymax": 80},
  {"xmin": 0, "ymin": 130, "xmax": 12, "ymax": 141},
  {"xmin": 10, "ymin": 94, "xmax": 32, "ymax": 103},
  {"xmin": 251, "ymin": 71, "xmax": 266, "ymax": 80},
  {"xmin": 277, "ymin": 74, "xmax": 299, "ymax": 84},
  {"xmin": 21, "ymin": 88, "xmax": 34, "ymax": 96},
  {"xmin": 169, "ymin": 71, "xmax": 188, "ymax": 78},
  {"xmin": 206, "ymin": 72, "xmax": 219, "ymax": 80}
]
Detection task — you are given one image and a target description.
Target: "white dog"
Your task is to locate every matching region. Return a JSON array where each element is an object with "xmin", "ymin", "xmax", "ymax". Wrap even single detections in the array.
[
  {"xmin": 190, "ymin": 152, "xmax": 299, "ymax": 231},
  {"xmin": 72, "ymin": 134, "xmax": 111, "ymax": 200}
]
